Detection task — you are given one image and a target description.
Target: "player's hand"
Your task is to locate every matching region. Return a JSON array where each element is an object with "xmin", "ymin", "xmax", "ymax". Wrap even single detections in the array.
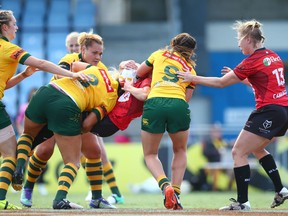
[
  {"xmin": 23, "ymin": 66, "xmax": 39, "ymax": 77},
  {"xmin": 119, "ymin": 60, "xmax": 139, "ymax": 71},
  {"xmin": 176, "ymin": 71, "xmax": 195, "ymax": 83},
  {"xmin": 221, "ymin": 66, "xmax": 233, "ymax": 76},
  {"xmin": 122, "ymin": 79, "xmax": 133, "ymax": 91},
  {"xmin": 72, "ymin": 71, "xmax": 91, "ymax": 82}
]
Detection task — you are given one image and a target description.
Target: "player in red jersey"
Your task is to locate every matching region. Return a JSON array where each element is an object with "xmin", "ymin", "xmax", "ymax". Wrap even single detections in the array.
[
  {"xmin": 89, "ymin": 73, "xmax": 151, "ymax": 137},
  {"xmin": 177, "ymin": 19, "xmax": 288, "ymax": 211}
]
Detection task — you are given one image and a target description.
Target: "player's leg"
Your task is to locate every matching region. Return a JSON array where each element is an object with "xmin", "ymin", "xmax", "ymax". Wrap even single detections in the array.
[
  {"xmin": 12, "ymin": 116, "xmax": 45, "ymax": 191},
  {"xmin": 21, "ymin": 136, "xmax": 56, "ymax": 207},
  {"xmin": 0, "ymin": 125, "xmax": 21, "ymax": 209},
  {"xmin": 98, "ymin": 136, "xmax": 124, "ymax": 204},
  {"xmin": 169, "ymin": 130, "xmax": 189, "ymax": 210},
  {"xmin": 52, "ymin": 134, "xmax": 83, "ymax": 209},
  {"xmin": 81, "ymin": 133, "xmax": 116, "ymax": 209}
]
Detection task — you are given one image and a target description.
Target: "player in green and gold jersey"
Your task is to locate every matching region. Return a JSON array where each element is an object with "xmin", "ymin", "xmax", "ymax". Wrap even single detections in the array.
[
  {"xmin": 136, "ymin": 32, "xmax": 197, "ymax": 210},
  {"xmin": 0, "ymin": 9, "xmax": 89, "ymax": 210}
]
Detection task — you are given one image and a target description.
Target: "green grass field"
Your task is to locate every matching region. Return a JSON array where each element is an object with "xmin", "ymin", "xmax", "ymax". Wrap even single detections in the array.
[
  {"xmin": 5, "ymin": 189, "xmax": 287, "ymax": 210},
  {"xmin": 2, "ymin": 189, "xmax": 288, "ymax": 216}
]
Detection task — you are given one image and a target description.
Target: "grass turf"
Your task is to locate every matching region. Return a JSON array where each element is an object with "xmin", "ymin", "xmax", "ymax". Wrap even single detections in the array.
[{"xmin": 4, "ymin": 189, "xmax": 286, "ymax": 210}]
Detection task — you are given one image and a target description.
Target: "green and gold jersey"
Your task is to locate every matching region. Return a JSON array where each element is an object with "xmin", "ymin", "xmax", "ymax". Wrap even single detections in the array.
[
  {"xmin": 146, "ymin": 49, "xmax": 196, "ymax": 100},
  {"xmin": 0, "ymin": 36, "xmax": 30, "ymax": 99},
  {"xmin": 51, "ymin": 66, "xmax": 119, "ymax": 120},
  {"xmin": 51, "ymin": 53, "xmax": 107, "ymax": 81}
]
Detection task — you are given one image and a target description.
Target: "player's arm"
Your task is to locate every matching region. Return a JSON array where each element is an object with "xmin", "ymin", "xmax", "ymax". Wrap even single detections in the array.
[
  {"xmin": 185, "ymin": 87, "xmax": 194, "ymax": 102},
  {"xmin": 122, "ymin": 80, "xmax": 151, "ymax": 101},
  {"xmin": 136, "ymin": 61, "xmax": 152, "ymax": 79},
  {"xmin": 5, "ymin": 66, "xmax": 39, "ymax": 89},
  {"xmin": 177, "ymin": 70, "xmax": 241, "ymax": 88},
  {"xmin": 221, "ymin": 66, "xmax": 250, "ymax": 86},
  {"xmin": 82, "ymin": 106, "xmax": 107, "ymax": 133},
  {"xmin": 72, "ymin": 61, "xmax": 91, "ymax": 72},
  {"xmin": 24, "ymin": 56, "xmax": 90, "ymax": 81}
]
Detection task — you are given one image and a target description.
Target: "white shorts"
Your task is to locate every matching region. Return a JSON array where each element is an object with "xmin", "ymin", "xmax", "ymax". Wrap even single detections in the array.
[{"xmin": 0, "ymin": 125, "xmax": 15, "ymax": 142}]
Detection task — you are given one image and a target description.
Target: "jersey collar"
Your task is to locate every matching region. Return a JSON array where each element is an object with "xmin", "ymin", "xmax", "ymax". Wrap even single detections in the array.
[{"xmin": 0, "ymin": 36, "xmax": 9, "ymax": 42}]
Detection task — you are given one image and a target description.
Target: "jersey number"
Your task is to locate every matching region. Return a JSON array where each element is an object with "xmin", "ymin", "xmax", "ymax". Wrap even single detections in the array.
[
  {"xmin": 272, "ymin": 68, "xmax": 285, "ymax": 86},
  {"xmin": 163, "ymin": 65, "xmax": 179, "ymax": 83}
]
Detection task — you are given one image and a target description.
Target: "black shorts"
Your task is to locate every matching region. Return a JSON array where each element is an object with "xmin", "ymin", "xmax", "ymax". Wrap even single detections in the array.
[
  {"xmin": 32, "ymin": 125, "xmax": 54, "ymax": 150},
  {"xmin": 244, "ymin": 104, "xmax": 288, "ymax": 140},
  {"xmin": 82, "ymin": 112, "xmax": 119, "ymax": 137}
]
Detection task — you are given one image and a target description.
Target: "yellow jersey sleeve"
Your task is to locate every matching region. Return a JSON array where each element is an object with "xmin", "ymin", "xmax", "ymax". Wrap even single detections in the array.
[{"xmin": 0, "ymin": 37, "xmax": 30, "ymax": 98}]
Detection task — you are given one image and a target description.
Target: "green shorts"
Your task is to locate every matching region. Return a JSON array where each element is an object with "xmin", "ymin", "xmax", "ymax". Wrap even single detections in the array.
[
  {"xmin": 26, "ymin": 85, "xmax": 81, "ymax": 136},
  {"xmin": 141, "ymin": 97, "xmax": 191, "ymax": 134},
  {"xmin": 0, "ymin": 101, "xmax": 12, "ymax": 129}
]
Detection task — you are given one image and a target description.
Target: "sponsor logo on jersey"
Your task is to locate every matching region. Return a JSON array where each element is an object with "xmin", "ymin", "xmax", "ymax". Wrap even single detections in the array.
[
  {"xmin": 263, "ymin": 56, "xmax": 281, "ymax": 66},
  {"xmin": 10, "ymin": 49, "xmax": 25, "ymax": 60}
]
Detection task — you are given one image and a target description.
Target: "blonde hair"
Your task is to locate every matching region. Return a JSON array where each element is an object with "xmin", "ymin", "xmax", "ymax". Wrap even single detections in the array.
[
  {"xmin": 65, "ymin": 32, "xmax": 79, "ymax": 47},
  {"xmin": 78, "ymin": 32, "xmax": 104, "ymax": 49},
  {"xmin": 165, "ymin": 33, "xmax": 197, "ymax": 67},
  {"xmin": 0, "ymin": 10, "xmax": 13, "ymax": 35},
  {"xmin": 233, "ymin": 19, "xmax": 265, "ymax": 44}
]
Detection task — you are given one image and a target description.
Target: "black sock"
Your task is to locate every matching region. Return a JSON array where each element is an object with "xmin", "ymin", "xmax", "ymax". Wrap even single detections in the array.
[
  {"xmin": 259, "ymin": 154, "xmax": 283, "ymax": 192},
  {"xmin": 234, "ymin": 165, "xmax": 250, "ymax": 203}
]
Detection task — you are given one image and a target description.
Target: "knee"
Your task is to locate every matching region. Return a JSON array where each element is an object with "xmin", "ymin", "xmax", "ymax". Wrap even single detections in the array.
[{"xmin": 36, "ymin": 146, "xmax": 54, "ymax": 161}]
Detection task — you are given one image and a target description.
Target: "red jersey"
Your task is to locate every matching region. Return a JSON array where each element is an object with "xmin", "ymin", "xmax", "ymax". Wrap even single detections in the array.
[
  {"xmin": 109, "ymin": 77, "xmax": 151, "ymax": 130},
  {"xmin": 234, "ymin": 48, "xmax": 288, "ymax": 109}
]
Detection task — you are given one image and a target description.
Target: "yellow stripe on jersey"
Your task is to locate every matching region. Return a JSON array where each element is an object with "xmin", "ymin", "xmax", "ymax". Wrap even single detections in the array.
[
  {"xmin": 0, "ymin": 37, "xmax": 30, "ymax": 99},
  {"xmin": 146, "ymin": 50, "xmax": 197, "ymax": 100},
  {"xmin": 51, "ymin": 66, "xmax": 119, "ymax": 121}
]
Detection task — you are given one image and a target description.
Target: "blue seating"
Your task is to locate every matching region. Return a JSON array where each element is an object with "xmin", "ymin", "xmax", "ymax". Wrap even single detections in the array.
[
  {"xmin": 21, "ymin": 0, "xmax": 47, "ymax": 30},
  {"xmin": 22, "ymin": 12, "xmax": 45, "ymax": 30},
  {"xmin": 20, "ymin": 32, "xmax": 45, "ymax": 59},
  {"xmin": 49, "ymin": 0, "xmax": 71, "ymax": 14},
  {"xmin": 24, "ymin": 0, "xmax": 47, "ymax": 14},
  {"xmin": 1, "ymin": 0, "xmax": 22, "ymax": 20},
  {"xmin": 47, "ymin": 13, "xmax": 70, "ymax": 31},
  {"xmin": 47, "ymin": 0, "xmax": 71, "ymax": 31},
  {"xmin": 72, "ymin": 0, "xmax": 97, "ymax": 31},
  {"xmin": 47, "ymin": 31, "xmax": 69, "ymax": 64}
]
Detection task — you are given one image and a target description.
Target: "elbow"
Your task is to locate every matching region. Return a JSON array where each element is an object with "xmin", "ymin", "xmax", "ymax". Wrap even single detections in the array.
[
  {"xmin": 138, "ymin": 93, "xmax": 149, "ymax": 102},
  {"xmin": 36, "ymin": 59, "xmax": 48, "ymax": 71},
  {"xmin": 214, "ymin": 80, "xmax": 226, "ymax": 88}
]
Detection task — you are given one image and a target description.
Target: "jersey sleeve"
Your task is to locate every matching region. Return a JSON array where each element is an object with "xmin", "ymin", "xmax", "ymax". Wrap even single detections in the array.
[
  {"xmin": 140, "ymin": 77, "xmax": 152, "ymax": 88},
  {"xmin": 7, "ymin": 44, "xmax": 30, "ymax": 64},
  {"xmin": 233, "ymin": 59, "xmax": 251, "ymax": 80}
]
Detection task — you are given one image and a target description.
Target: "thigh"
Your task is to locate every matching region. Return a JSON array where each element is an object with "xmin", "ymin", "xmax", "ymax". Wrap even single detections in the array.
[
  {"xmin": 141, "ymin": 130, "xmax": 163, "ymax": 156},
  {"xmin": 32, "ymin": 125, "xmax": 54, "ymax": 149},
  {"xmin": 34, "ymin": 136, "xmax": 56, "ymax": 161},
  {"xmin": 233, "ymin": 129, "xmax": 270, "ymax": 156},
  {"xmin": 0, "ymin": 125, "xmax": 17, "ymax": 157},
  {"xmin": 81, "ymin": 132, "xmax": 100, "ymax": 158},
  {"xmin": 23, "ymin": 116, "xmax": 46, "ymax": 138},
  {"xmin": 54, "ymin": 133, "xmax": 82, "ymax": 166},
  {"xmin": 169, "ymin": 129, "xmax": 189, "ymax": 151}
]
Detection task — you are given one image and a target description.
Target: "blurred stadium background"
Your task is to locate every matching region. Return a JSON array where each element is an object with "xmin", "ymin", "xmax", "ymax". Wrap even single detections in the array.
[{"xmin": 1, "ymin": 0, "xmax": 288, "ymax": 194}]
